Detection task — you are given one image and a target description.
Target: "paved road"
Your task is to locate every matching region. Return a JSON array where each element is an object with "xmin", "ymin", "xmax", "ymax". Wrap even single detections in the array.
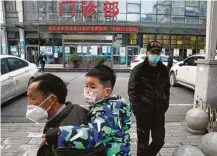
[{"xmin": 1, "ymin": 72, "xmax": 194, "ymax": 123}]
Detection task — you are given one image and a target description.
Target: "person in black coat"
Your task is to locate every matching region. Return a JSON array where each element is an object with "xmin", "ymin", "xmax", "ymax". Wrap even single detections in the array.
[
  {"xmin": 128, "ymin": 41, "xmax": 170, "ymax": 156},
  {"xmin": 167, "ymin": 54, "xmax": 174, "ymax": 71},
  {"xmin": 38, "ymin": 51, "xmax": 47, "ymax": 73}
]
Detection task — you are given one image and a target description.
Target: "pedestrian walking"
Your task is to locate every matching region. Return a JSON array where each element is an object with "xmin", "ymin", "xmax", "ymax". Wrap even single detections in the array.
[
  {"xmin": 167, "ymin": 53, "xmax": 174, "ymax": 71},
  {"xmin": 25, "ymin": 73, "xmax": 89, "ymax": 156},
  {"xmin": 128, "ymin": 41, "xmax": 170, "ymax": 156},
  {"xmin": 38, "ymin": 51, "xmax": 47, "ymax": 73}
]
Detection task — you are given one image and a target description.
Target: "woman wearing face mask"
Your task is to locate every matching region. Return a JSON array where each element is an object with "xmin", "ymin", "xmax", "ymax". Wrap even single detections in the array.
[
  {"xmin": 26, "ymin": 73, "xmax": 89, "ymax": 156},
  {"xmin": 128, "ymin": 41, "xmax": 170, "ymax": 156}
]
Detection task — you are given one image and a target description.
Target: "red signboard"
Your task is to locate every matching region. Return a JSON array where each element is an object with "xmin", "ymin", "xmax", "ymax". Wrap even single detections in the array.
[
  {"xmin": 48, "ymin": 26, "xmax": 138, "ymax": 33},
  {"xmin": 58, "ymin": 0, "xmax": 119, "ymax": 17}
]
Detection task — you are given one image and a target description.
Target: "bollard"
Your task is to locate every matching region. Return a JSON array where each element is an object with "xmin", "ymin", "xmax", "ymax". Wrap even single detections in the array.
[
  {"xmin": 185, "ymin": 108, "xmax": 209, "ymax": 135},
  {"xmin": 199, "ymin": 132, "xmax": 217, "ymax": 156},
  {"xmin": 172, "ymin": 145, "xmax": 205, "ymax": 156}
]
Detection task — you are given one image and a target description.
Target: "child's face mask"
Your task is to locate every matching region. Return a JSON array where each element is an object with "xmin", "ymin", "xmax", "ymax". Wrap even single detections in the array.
[{"xmin": 84, "ymin": 88, "xmax": 107, "ymax": 105}]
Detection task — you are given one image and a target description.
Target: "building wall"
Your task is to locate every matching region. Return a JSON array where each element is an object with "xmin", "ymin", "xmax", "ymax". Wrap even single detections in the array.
[{"xmin": 2, "ymin": 0, "xmax": 208, "ymax": 65}]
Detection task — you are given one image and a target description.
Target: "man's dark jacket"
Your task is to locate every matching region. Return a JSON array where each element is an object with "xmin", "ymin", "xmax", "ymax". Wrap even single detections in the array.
[
  {"xmin": 37, "ymin": 102, "xmax": 88, "ymax": 156},
  {"xmin": 128, "ymin": 58, "xmax": 170, "ymax": 120}
]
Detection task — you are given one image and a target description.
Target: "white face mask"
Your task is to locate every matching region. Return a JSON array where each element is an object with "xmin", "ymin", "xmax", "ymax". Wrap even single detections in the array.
[
  {"xmin": 84, "ymin": 88, "xmax": 107, "ymax": 105},
  {"xmin": 26, "ymin": 95, "xmax": 52, "ymax": 123}
]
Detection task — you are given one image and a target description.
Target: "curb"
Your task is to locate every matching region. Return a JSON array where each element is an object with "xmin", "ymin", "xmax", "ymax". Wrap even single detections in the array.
[{"xmin": 38, "ymin": 68, "xmax": 130, "ymax": 73}]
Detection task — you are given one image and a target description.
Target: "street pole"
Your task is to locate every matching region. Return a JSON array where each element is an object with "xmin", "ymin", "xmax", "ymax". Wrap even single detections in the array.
[{"xmin": 187, "ymin": 0, "xmax": 217, "ymax": 133}]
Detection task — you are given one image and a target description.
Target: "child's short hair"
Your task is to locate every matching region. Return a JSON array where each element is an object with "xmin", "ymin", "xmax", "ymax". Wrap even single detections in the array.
[{"xmin": 86, "ymin": 64, "xmax": 116, "ymax": 89}]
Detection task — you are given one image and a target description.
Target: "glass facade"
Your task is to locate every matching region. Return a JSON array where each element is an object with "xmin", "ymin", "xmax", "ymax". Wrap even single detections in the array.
[
  {"xmin": 22, "ymin": 0, "xmax": 207, "ymax": 25},
  {"xmin": 4, "ymin": 0, "xmax": 208, "ymax": 65}
]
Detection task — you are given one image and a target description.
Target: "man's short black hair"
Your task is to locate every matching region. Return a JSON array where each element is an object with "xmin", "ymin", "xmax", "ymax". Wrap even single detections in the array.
[
  {"xmin": 32, "ymin": 73, "xmax": 67, "ymax": 104},
  {"xmin": 86, "ymin": 64, "xmax": 116, "ymax": 89}
]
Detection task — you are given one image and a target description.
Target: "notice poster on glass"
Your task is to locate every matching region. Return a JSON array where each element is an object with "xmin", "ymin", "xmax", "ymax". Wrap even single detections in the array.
[
  {"xmin": 82, "ymin": 46, "xmax": 87, "ymax": 53},
  {"xmin": 46, "ymin": 46, "xmax": 53, "ymax": 55},
  {"xmin": 77, "ymin": 45, "xmax": 82, "ymax": 53},
  {"xmin": 90, "ymin": 46, "xmax": 98, "ymax": 55},
  {"xmin": 54, "ymin": 46, "xmax": 59, "ymax": 58},
  {"xmin": 120, "ymin": 47, "xmax": 126, "ymax": 57},
  {"xmin": 40, "ymin": 46, "xmax": 46, "ymax": 54},
  {"xmin": 65, "ymin": 46, "xmax": 70, "ymax": 53},
  {"xmin": 10, "ymin": 46, "xmax": 17, "ymax": 55},
  {"xmin": 120, "ymin": 47, "xmax": 126, "ymax": 64},
  {"xmin": 187, "ymin": 49, "xmax": 192, "ymax": 57},
  {"xmin": 162, "ymin": 48, "xmax": 166, "ymax": 55},
  {"xmin": 174, "ymin": 49, "xmax": 180, "ymax": 57},
  {"xmin": 107, "ymin": 46, "xmax": 111, "ymax": 54},
  {"xmin": 102, "ymin": 46, "xmax": 107, "ymax": 53}
]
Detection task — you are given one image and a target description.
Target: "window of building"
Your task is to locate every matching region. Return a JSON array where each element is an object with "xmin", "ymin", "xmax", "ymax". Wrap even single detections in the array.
[
  {"xmin": 143, "ymin": 34, "xmax": 155, "ymax": 48},
  {"xmin": 157, "ymin": 15, "xmax": 171, "ymax": 23},
  {"xmin": 157, "ymin": 5, "xmax": 171, "ymax": 14},
  {"xmin": 185, "ymin": 16, "xmax": 198, "ymax": 24},
  {"xmin": 127, "ymin": 3, "xmax": 141, "ymax": 13},
  {"xmin": 127, "ymin": 14, "xmax": 140, "ymax": 22},
  {"xmin": 141, "ymin": 14, "xmax": 156, "ymax": 23},
  {"xmin": 197, "ymin": 36, "xmax": 205, "ymax": 50},
  {"xmin": 157, "ymin": 34, "xmax": 169, "ymax": 50},
  {"xmin": 172, "ymin": 7, "xmax": 185, "ymax": 16},
  {"xmin": 171, "ymin": 16, "xmax": 185, "ymax": 24},
  {"xmin": 141, "ymin": 1, "xmax": 157, "ymax": 14},
  {"xmin": 186, "ymin": 1, "xmax": 199, "ymax": 7}
]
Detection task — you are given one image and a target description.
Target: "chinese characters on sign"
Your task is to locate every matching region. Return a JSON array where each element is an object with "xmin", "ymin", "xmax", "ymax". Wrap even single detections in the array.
[
  {"xmin": 81, "ymin": 0, "xmax": 96, "ymax": 16},
  {"xmin": 103, "ymin": 1, "xmax": 119, "ymax": 17},
  {"xmin": 58, "ymin": 0, "xmax": 76, "ymax": 17},
  {"xmin": 58, "ymin": 0, "xmax": 119, "ymax": 17},
  {"xmin": 48, "ymin": 26, "xmax": 138, "ymax": 33}
]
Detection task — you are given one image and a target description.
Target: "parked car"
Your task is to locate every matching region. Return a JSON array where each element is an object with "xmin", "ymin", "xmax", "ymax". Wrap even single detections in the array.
[
  {"xmin": 130, "ymin": 54, "xmax": 178, "ymax": 70},
  {"xmin": 169, "ymin": 54, "xmax": 217, "ymax": 89},
  {"xmin": 1, "ymin": 55, "xmax": 39, "ymax": 104}
]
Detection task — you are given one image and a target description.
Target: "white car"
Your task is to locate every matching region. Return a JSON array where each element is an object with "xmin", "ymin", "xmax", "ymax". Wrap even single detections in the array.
[
  {"xmin": 169, "ymin": 54, "xmax": 217, "ymax": 89},
  {"xmin": 1, "ymin": 55, "xmax": 39, "ymax": 104},
  {"xmin": 130, "ymin": 54, "xmax": 178, "ymax": 70}
]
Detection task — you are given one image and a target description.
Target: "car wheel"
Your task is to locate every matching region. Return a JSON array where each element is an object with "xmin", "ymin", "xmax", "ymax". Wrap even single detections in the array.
[{"xmin": 170, "ymin": 72, "xmax": 177, "ymax": 86}]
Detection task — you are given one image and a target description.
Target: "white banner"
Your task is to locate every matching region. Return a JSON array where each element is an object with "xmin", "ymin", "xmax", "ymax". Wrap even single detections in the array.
[
  {"xmin": 187, "ymin": 49, "xmax": 192, "ymax": 56},
  {"xmin": 77, "ymin": 45, "xmax": 82, "ymax": 53},
  {"xmin": 82, "ymin": 46, "xmax": 87, "ymax": 53},
  {"xmin": 90, "ymin": 46, "xmax": 98, "ymax": 55},
  {"xmin": 120, "ymin": 47, "xmax": 126, "ymax": 57},
  {"xmin": 174, "ymin": 49, "xmax": 180, "ymax": 57},
  {"xmin": 65, "ymin": 46, "xmax": 70, "ymax": 53}
]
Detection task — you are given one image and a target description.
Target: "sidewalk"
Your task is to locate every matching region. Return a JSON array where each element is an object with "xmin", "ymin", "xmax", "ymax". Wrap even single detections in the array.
[{"xmin": 1, "ymin": 122, "xmax": 203, "ymax": 156}]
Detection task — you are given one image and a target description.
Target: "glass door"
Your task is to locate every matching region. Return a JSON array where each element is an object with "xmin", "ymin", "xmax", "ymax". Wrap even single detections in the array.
[
  {"xmin": 127, "ymin": 46, "xmax": 139, "ymax": 66},
  {"xmin": 26, "ymin": 46, "xmax": 39, "ymax": 64}
]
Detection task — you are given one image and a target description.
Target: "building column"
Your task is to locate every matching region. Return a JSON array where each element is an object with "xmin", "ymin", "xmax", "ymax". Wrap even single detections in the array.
[
  {"xmin": 0, "ymin": 0, "xmax": 8, "ymax": 55},
  {"xmin": 194, "ymin": 1, "xmax": 217, "ymax": 110},
  {"xmin": 16, "ymin": 0, "xmax": 25, "ymax": 59}
]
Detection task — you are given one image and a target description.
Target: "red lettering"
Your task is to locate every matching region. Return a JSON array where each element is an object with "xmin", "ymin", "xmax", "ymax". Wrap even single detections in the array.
[
  {"xmin": 58, "ymin": 0, "xmax": 76, "ymax": 17},
  {"xmin": 90, "ymin": 26, "xmax": 95, "ymax": 32},
  {"xmin": 74, "ymin": 26, "xmax": 77, "ymax": 31},
  {"xmin": 52, "ymin": 26, "xmax": 57, "ymax": 31},
  {"xmin": 81, "ymin": 26, "xmax": 86, "ymax": 31},
  {"xmin": 103, "ymin": 1, "xmax": 119, "ymax": 17},
  {"xmin": 81, "ymin": 0, "xmax": 96, "ymax": 16},
  {"xmin": 48, "ymin": 26, "xmax": 53, "ymax": 31},
  {"xmin": 61, "ymin": 26, "xmax": 65, "ymax": 31}
]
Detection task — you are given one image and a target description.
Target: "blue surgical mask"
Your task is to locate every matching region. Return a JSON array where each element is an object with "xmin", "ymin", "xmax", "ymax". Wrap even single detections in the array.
[{"xmin": 148, "ymin": 55, "xmax": 160, "ymax": 64}]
